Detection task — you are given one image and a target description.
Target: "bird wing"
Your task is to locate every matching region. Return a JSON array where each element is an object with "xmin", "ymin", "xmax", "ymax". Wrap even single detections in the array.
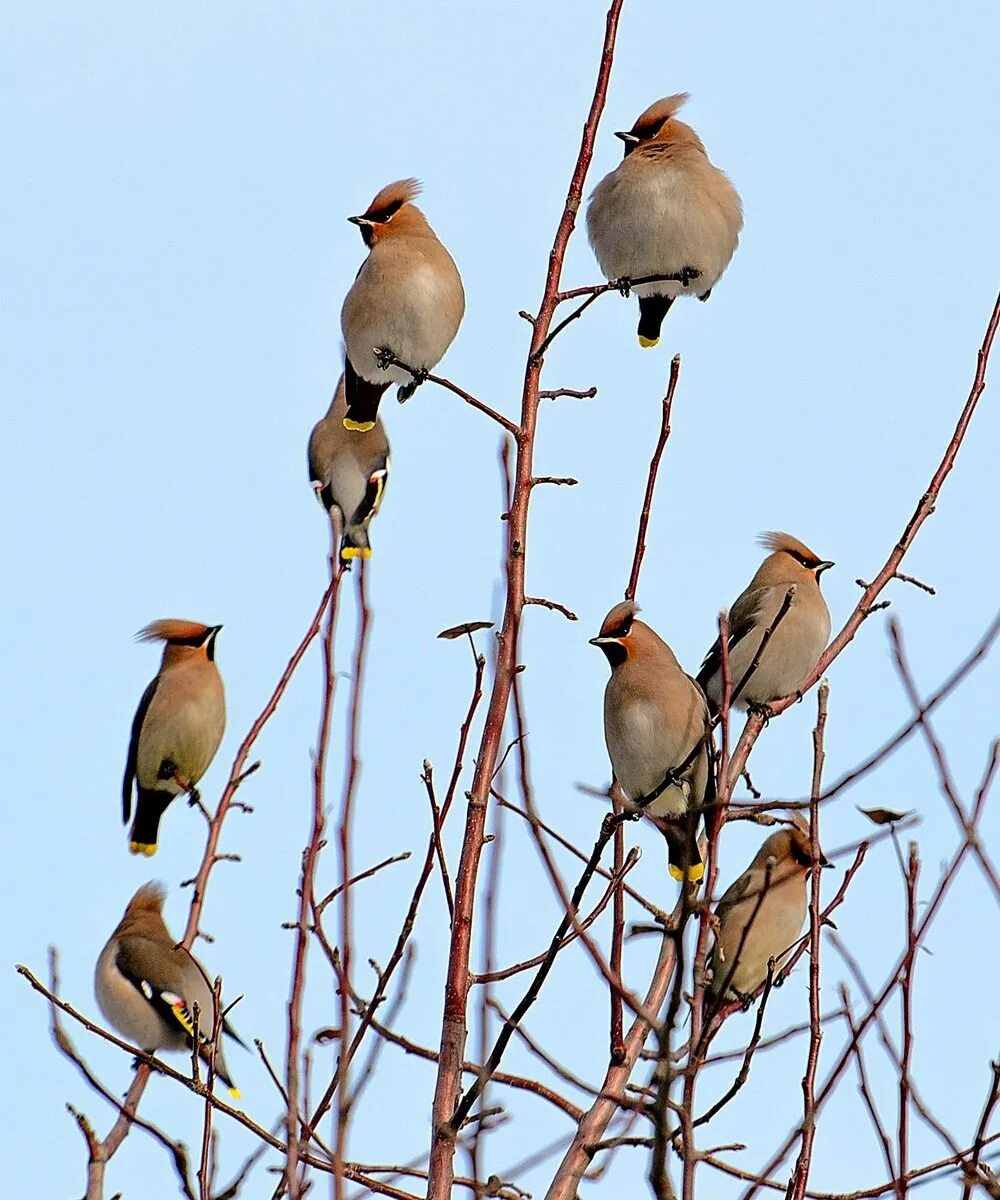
[
  {"xmin": 115, "ymin": 936, "xmax": 198, "ymax": 1040},
  {"xmin": 356, "ymin": 464, "xmax": 389, "ymax": 525},
  {"xmin": 122, "ymin": 677, "xmax": 160, "ymax": 823},
  {"xmin": 712, "ymin": 868, "xmax": 754, "ymax": 931},
  {"xmin": 696, "ymin": 586, "xmax": 767, "ymax": 689}
]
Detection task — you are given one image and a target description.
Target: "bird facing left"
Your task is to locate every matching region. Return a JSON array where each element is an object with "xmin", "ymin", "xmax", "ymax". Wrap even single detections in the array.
[
  {"xmin": 340, "ymin": 178, "xmax": 465, "ymax": 432},
  {"xmin": 95, "ymin": 882, "xmax": 244, "ymax": 1097},
  {"xmin": 590, "ymin": 600, "xmax": 714, "ymax": 883},
  {"xmin": 121, "ymin": 620, "xmax": 226, "ymax": 856}
]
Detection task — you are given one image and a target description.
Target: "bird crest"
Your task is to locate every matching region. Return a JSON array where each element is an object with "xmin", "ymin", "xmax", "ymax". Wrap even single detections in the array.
[
  {"xmin": 598, "ymin": 600, "xmax": 639, "ymax": 639},
  {"xmin": 630, "ymin": 93, "xmax": 690, "ymax": 139},
  {"xmin": 126, "ymin": 881, "xmax": 167, "ymax": 916},
  {"xmin": 135, "ymin": 619, "xmax": 214, "ymax": 645},
  {"xmin": 758, "ymin": 531, "xmax": 824, "ymax": 568},
  {"xmin": 361, "ymin": 178, "xmax": 422, "ymax": 223}
]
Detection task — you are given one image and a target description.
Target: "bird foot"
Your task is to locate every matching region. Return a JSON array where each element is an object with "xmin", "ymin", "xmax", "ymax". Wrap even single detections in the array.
[
  {"xmin": 678, "ymin": 266, "xmax": 702, "ymax": 288},
  {"xmin": 397, "ymin": 368, "xmax": 428, "ymax": 404},
  {"xmin": 373, "ymin": 346, "xmax": 397, "ymax": 371},
  {"xmin": 641, "ymin": 767, "xmax": 680, "ymax": 806},
  {"xmin": 185, "ymin": 785, "xmax": 202, "ymax": 808},
  {"xmin": 734, "ymin": 989, "xmax": 755, "ymax": 1012},
  {"xmin": 614, "ymin": 276, "xmax": 632, "ymax": 298},
  {"xmin": 157, "ymin": 758, "xmax": 179, "ymax": 782},
  {"xmin": 746, "ymin": 701, "xmax": 774, "ymax": 724}
]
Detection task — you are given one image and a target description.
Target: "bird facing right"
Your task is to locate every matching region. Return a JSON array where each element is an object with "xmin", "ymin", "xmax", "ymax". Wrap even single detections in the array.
[
  {"xmin": 708, "ymin": 816, "xmax": 832, "ymax": 1004},
  {"xmin": 308, "ymin": 372, "xmax": 390, "ymax": 563},
  {"xmin": 587, "ymin": 93, "xmax": 743, "ymax": 348},
  {"xmin": 95, "ymin": 883, "xmax": 243, "ymax": 1097},
  {"xmin": 121, "ymin": 620, "xmax": 226, "ymax": 856},
  {"xmin": 591, "ymin": 600, "xmax": 713, "ymax": 883},
  {"xmin": 340, "ymin": 178, "xmax": 465, "ymax": 432},
  {"xmin": 697, "ymin": 533, "xmax": 833, "ymax": 716}
]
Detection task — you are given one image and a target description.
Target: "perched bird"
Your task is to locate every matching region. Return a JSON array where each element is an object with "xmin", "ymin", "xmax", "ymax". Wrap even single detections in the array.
[
  {"xmin": 590, "ymin": 601, "xmax": 713, "ymax": 882},
  {"xmin": 697, "ymin": 533, "xmax": 833, "ymax": 716},
  {"xmin": 308, "ymin": 372, "xmax": 390, "ymax": 562},
  {"xmin": 95, "ymin": 883, "xmax": 243, "ymax": 1097},
  {"xmin": 587, "ymin": 93, "xmax": 743, "ymax": 347},
  {"xmin": 340, "ymin": 178, "xmax": 465, "ymax": 432},
  {"xmin": 708, "ymin": 816, "xmax": 832, "ymax": 1004},
  {"xmin": 122, "ymin": 620, "xmax": 226, "ymax": 856}
]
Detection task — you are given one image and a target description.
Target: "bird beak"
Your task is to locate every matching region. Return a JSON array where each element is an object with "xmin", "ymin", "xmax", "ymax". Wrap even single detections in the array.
[
  {"xmin": 615, "ymin": 131, "xmax": 640, "ymax": 144},
  {"xmin": 348, "ymin": 215, "xmax": 373, "ymax": 227},
  {"xmin": 820, "ymin": 853, "xmax": 834, "ymax": 868},
  {"xmin": 815, "ymin": 561, "xmax": 835, "ymax": 577},
  {"xmin": 589, "ymin": 636, "xmax": 618, "ymax": 647}
]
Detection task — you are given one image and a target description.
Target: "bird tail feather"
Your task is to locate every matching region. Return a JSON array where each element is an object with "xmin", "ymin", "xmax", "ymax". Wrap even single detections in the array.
[
  {"xmin": 128, "ymin": 789, "xmax": 172, "ymax": 857},
  {"xmin": 341, "ymin": 525, "xmax": 372, "ymax": 562},
  {"xmin": 637, "ymin": 295, "xmax": 674, "ymax": 348},
  {"xmin": 344, "ymin": 358, "xmax": 388, "ymax": 432}
]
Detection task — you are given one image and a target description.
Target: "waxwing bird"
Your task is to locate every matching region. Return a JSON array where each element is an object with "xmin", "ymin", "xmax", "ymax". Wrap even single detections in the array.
[
  {"xmin": 587, "ymin": 93, "xmax": 742, "ymax": 347},
  {"xmin": 590, "ymin": 601, "xmax": 713, "ymax": 882},
  {"xmin": 708, "ymin": 816, "xmax": 832, "ymax": 1004},
  {"xmin": 122, "ymin": 620, "xmax": 226, "ymax": 856},
  {"xmin": 340, "ymin": 178, "xmax": 465, "ymax": 431},
  {"xmin": 95, "ymin": 883, "xmax": 244, "ymax": 1097},
  {"xmin": 308, "ymin": 372, "xmax": 390, "ymax": 562},
  {"xmin": 697, "ymin": 533, "xmax": 833, "ymax": 716}
]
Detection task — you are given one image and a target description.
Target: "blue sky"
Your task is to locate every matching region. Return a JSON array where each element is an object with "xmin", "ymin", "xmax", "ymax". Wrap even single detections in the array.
[{"xmin": 3, "ymin": 2, "xmax": 998, "ymax": 1196}]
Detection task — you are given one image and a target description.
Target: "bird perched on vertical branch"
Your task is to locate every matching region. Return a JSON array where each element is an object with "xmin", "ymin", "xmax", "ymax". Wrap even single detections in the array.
[
  {"xmin": 340, "ymin": 178, "xmax": 465, "ymax": 432},
  {"xmin": 309, "ymin": 372, "xmax": 390, "ymax": 563},
  {"xmin": 122, "ymin": 620, "xmax": 226, "ymax": 856},
  {"xmin": 95, "ymin": 883, "xmax": 244, "ymax": 1097},
  {"xmin": 697, "ymin": 532, "xmax": 833, "ymax": 717},
  {"xmin": 708, "ymin": 815, "xmax": 832, "ymax": 1005},
  {"xmin": 590, "ymin": 601, "xmax": 713, "ymax": 882},
  {"xmin": 587, "ymin": 93, "xmax": 742, "ymax": 347}
]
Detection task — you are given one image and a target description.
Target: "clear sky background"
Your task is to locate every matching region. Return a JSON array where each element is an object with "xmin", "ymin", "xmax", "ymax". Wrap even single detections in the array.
[{"xmin": 3, "ymin": 2, "xmax": 998, "ymax": 1197}]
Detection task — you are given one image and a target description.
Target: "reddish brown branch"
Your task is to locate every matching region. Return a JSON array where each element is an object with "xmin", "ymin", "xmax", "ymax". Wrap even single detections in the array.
[
  {"xmin": 725, "ymin": 291, "xmax": 1000, "ymax": 794},
  {"xmin": 425, "ymin": 4, "xmax": 626, "ymax": 1193},
  {"xmin": 305, "ymin": 629, "xmax": 486, "ymax": 1144},
  {"xmin": 375, "ymin": 350, "xmax": 519, "ymax": 436},
  {"xmin": 284, "ymin": 557, "xmax": 343, "ymax": 1197},
  {"xmin": 625, "ymin": 354, "xmax": 681, "ymax": 602},
  {"xmin": 182, "ymin": 576, "xmax": 338, "ymax": 949},
  {"xmin": 961, "ymin": 1061, "xmax": 1000, "ymax": 1200},
  {"xmin": 897, "ymin": 843, "xmax": 921, "ymax": 1199},
  {"xmin": 889, "ymin": 618, "xmax": 1000, "ymax": 900},
  {"xmin": 840, "ymin": 986, "xmax": 897, "ymax": 1181},
  {"xmin": 333, "ymin": 564, "xmax": 374, "ymax": 1193},
  {"xmin": 786, "ymin": 684, "xmax": 830, "ymax": 1200}
]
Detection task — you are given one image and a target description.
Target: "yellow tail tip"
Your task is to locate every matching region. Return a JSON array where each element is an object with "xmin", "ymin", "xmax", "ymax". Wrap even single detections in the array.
[
  {"xmin": 341, "ymin": 546, "xmax": 372, "ymax": 561},
  {"xmin": 669, "ymin": 862, "xmax": 704, "ymax": 884},
  {"xmin": 129, "ymin": 841, "xmax": 157, "ymax": 857},
  {"xmin": 227, "ymin": 1087, "xmax": 241, "ymax": 1101},
  {"xmin": 638, "ymin": 334, "xmax": 659, "ymax": 349},
  {"xmin": 343, "ymin": 418, "xmax": 375, "ymax": 433}
]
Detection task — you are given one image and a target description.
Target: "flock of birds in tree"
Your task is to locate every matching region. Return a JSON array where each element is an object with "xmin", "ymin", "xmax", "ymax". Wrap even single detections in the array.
[{"xmin": 95, "ymin": 94, "xmax": 835, "ymax": 1100}]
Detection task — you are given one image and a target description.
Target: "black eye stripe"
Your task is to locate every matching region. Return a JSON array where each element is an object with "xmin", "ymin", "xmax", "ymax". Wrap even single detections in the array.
[
  {"xmin": 790, "ymin": 551, "xmax": 819, "ymax": 568},
  {"xmin": 604, "ymin": 618, "xmax": 633, "ymax": 639},
  {"xmin": 366, "ymin": 199, "xmax": 404, "ymax": 224}
]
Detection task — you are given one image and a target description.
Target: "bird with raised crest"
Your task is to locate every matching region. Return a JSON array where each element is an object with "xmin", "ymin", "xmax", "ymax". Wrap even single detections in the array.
[
  {"xmin": 697, "ymin": 533, "xmax": 833, "ymax": 717},
  {"xmin": 95, "ymin": 883, "xmax": 244, "ymax": 1097},
  {"xmin": 587, "ymin": 93, "xmax": 742, "ymax": 347},
  {"xmin": 122, "ymin": 620, "xmax": 226, "ymax": 856},
  {"xmin": 340, "ymin": 178, "xmax": 465, "ymax": 432}
]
